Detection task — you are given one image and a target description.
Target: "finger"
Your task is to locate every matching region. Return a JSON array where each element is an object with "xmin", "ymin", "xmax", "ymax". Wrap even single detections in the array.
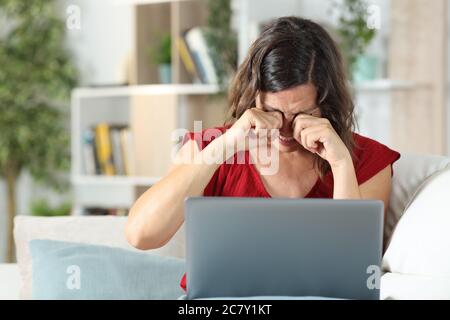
[
  {"xmin": 293, "ymin": 118, "xmax": 322, "ymax": 144},
  {"xmin": 254, "ymin": 120, "xmax": 267, "ymax": 138},
  {"xmin": 293, "ymin": 114, "xmax": 329, "ymax": 131},
  {"xmin": 306, "ymin": 130, "xmax": 322, "ymax": 151},
  {"xmin": 256, "ymin": 115, "xmax": 281, "ymax": 141},
  {"xmin": 249, "ymin": 110, "xmax": 281, "ymax": 129},
  {"xmin": 301, "ymin": 126, "xmax": 325, "ymax": 152}
]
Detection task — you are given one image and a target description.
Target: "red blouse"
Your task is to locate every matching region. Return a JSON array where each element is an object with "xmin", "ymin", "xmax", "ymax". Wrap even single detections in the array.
[{"xmin": 179, "ymin": 127, "xmax": 401, "ymax": 292}]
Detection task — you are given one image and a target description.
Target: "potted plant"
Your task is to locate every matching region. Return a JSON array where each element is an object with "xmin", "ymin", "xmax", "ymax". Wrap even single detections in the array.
[
  {"xmin": 332, "ymin": 0, "xmax": 377, "ymax": 83},
  {"xmin": 0, "ymin": 0, "xmax": 77, "ymax": 262},
  {"xmin": 204, "ymin": 0, "xmax": 238, "ymax": 89},
  {"xmin": 31, "ymin": 199, "xmax": 72, "ymax": 217},
  {"xmin": 148, "ymin": 33, "xmax": 172, "ymax": 84}
]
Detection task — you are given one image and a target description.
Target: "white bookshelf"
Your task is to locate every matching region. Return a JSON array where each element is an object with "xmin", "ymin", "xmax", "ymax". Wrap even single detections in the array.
[
  {"xmin": 73, "ymin": 175, "xmax": 161, "ymax": 187},
  {"xmin": 73, "ymin": 84, "xmax": 220, "ymax": 99},
  {"xmin": 71, "ymin": 84, "xmax": 224, "ymax": 215},
  {"xmin": 353, "ymin": 79, "xmax": 427, "ymax": 92},
  {"xmin": 113, "ymin": 0, "xmax": 193, "ymax": 5},
  {"xmin": 71, "ymin": 0, "xmax": 225, "ymax": 215}
]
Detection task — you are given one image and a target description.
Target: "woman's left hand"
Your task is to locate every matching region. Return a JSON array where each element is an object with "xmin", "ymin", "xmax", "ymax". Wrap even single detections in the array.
[{"xmin": 292, "ymin": 114, "xmax": 352, "ymax": 169}]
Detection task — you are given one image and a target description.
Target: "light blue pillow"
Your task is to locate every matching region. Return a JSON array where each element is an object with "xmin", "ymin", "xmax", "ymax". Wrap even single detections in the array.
[{"xmin": 29, "ymin": 239, "xmax": 186, "ymax": 300}]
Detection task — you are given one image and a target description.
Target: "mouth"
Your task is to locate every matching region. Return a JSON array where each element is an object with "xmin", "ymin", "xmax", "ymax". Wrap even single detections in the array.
[{"xmin": 278, "ymin": 135, "xmax": 295, "ymax": 146}]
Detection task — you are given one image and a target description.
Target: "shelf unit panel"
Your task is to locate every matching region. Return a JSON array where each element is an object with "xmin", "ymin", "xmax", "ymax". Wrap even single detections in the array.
[
  {"xmin": 353, "ymin": 79, "xmax": 427, "ymax": 92},
  {"xmin": 74, "ymin": 184, "xmax": 136, "ymax": 213},
  {"xmin": 131, "ymin": 94, "xmax": 179, "ymax": 177},
  {"xmin": 114, "ymin": 0, "xmax": 194, "ymax": 5},
  {"xmin": 73, "ymin": 175, "xmax": 160, "ymax": 186},
  {"xmin": 73, "ymin": 84, "xmax": 221, "ymax": 98}
]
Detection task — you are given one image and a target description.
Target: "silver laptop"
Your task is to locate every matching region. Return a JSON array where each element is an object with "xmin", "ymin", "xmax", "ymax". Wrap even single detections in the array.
[{"xmin": 185, "ymin": 197, "xmax": 384, "ymax": 300}]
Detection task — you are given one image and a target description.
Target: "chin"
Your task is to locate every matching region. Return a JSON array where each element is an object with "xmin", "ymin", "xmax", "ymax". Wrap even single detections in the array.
[
  {"xmin": 274, "ymin": 139, "xmax": 301, "ymax": 153},
  {"xmin": 279, "ymin": 145, "xmax": 301, "ymax": 153}
]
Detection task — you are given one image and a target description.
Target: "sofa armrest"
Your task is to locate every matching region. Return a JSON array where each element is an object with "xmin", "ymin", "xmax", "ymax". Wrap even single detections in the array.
[{"xmin": 0, "ymin": 264, "xmax": 21, "ymax": 300}]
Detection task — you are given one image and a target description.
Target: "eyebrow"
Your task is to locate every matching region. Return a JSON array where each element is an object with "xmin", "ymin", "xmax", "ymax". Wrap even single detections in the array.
[{"xmin": 263, "ymin": 104, "xmax": 318, "ymax": 115}]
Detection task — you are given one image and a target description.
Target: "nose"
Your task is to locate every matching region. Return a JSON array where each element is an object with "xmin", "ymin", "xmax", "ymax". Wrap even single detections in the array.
[{"xmin": 280, "ymin": 113, "xmax": 295, "ymax": 136}]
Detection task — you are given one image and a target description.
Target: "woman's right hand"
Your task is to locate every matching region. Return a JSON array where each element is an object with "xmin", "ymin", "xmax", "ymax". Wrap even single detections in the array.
[{"xmin": 223, "ymin": 108, "xmax": 283, "ymax": 152}]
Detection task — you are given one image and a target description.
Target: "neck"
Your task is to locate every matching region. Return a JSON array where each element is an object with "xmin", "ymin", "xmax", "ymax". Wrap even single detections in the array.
[
  {"xmin": 280, "ymin": 147, "xmax": 313, "ymax": 162},
  {"xmin": 279, "ymin": 148, "xmax": 316, "ymax": 172}
]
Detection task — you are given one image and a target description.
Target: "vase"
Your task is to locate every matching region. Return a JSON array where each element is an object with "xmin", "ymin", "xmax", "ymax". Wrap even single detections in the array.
[
  {"xmin": 352, "ymin": 55, "xmax": 378, "ymax": 84},
  {"xmin": 158, "ymin": 64, "xmax": 172, "ymax": 84}
]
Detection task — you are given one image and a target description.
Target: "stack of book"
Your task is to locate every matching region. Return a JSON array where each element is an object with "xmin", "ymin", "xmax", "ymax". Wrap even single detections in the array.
[
  {"xmin": 177, "ymin": 27, "xmax": 219, "ymax": 84},
  {"xmin": 82, "ymin": 123, "xmax": 136, "ymax": 176},
  {"xmin": 84, "ymin": 207, "xmax": 129, "ymax": 216}
]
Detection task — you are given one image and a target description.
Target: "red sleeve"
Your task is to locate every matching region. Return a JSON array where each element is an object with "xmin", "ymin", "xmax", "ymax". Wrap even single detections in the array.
[
  {"xmin": 353, "ymin": 133, "xmax": 401, "ymax": 185},
  {"xmin": 180, "ymin": 273, "xmax": 187, "ymax": 292},
  {"xmin": 182, "ymin": 127, "xmax": 229, "ymax": 196},
  {"xmin": 180, "ymin": 128, "xmax": 229, "ymax": 293}
]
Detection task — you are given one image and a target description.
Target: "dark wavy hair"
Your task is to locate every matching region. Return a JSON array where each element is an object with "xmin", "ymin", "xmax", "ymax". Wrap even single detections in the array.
[{"xmin": 227, "ymin": 16, "xmax": 356, "ymax": 177}]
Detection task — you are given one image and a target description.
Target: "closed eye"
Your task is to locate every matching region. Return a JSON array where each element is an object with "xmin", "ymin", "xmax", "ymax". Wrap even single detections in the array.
[
  {"xmin": 262, "ymin": 104, "xmax": 319, "ymax": 117},
  {"xmin": 295, "ymin": 106, "xmax": 320, "ymax": 116}
]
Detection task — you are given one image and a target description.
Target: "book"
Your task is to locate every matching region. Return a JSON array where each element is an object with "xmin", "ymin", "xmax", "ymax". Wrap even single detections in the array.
[
  {"xmin": 82, "ymin": 129, "xmax": 96, "ymax": 175},
  {"xmin": 84, "ymin": 207, "xmax": 129, "ymax": 216},
  {"xmin": 176, "ymin": 36, "xmax": 201, "ymax": 83},
  {"xmin": 110, "ymin": 126, "xmax": 126, "ymax": 175},
  {"xmin": 183, "ymin": 27, "xmax": 218, "ymax": 84},
  {"xmin": 82, "ymin": 123, "xmax": 136, "ymax": 177},
  {"xmin": 120, "ymin": 128, "xmax": 136, "ymax": 176},
  {"xmin": 95, "ymin": 123, "xmax": 115, "ymax": 175}
]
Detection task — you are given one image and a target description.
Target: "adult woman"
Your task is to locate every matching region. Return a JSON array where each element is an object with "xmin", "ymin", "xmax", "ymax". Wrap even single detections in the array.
[{"xmin": 125, "ymin": 17, "xmax": 400, "ymax": 291}]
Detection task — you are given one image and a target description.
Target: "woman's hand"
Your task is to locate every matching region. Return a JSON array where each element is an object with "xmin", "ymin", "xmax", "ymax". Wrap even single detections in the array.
[
  {"xmin": 292, "ymin": 114, "xmax": 351, "ymax": 169},
  {"xmin": 224, "ymin": 108, "xmax": 283, "ymax": 152}
]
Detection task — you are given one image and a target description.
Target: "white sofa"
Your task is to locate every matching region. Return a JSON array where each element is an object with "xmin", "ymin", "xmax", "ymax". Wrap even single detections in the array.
[{"xmin": 1, "ymin": 153, "xmax": 449, "ymax": 300}]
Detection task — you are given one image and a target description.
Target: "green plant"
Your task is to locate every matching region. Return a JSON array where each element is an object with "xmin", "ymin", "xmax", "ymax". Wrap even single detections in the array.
[
  {"xmin": 332, "ymin": 0, "xmax": 376, "ymax": 80},
  {"xmin": 148, "ymin": 33, "xmax": 172, "ymax": 65},
  {"xmin": 0, "ymin": 0, "xmax": 77, "ymax": 262},
  {"xmin": 31, "ymin": 198, "xmax": 71, "ymax": 217},
  {"xmin": 204, "ymin": 0, "xmax": 238, "ymax": 89}
]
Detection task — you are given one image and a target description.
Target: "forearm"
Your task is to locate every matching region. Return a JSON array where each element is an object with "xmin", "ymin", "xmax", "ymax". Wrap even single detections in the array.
[
  {"xmin": 126, "ymin": 135, "xmax": 231, "ymax": 249},
  {"xmin": 331, "ymin": 156, "xmax": 361, "ymax": 200}
]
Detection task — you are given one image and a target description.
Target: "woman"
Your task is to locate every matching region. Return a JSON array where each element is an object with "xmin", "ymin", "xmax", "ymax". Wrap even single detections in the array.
[{"xmin": 125, "ymin": 17, "xmax": 400, "ymax": 291}]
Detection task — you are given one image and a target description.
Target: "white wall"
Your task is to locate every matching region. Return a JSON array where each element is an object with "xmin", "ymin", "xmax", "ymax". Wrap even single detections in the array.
[
  {"xmin": 0, "ymin": 0, "xmax": 134, "ymax": 262},
  {"xmin": 59, "ymin": 0, "xmax": 133, "ymax": 86}
]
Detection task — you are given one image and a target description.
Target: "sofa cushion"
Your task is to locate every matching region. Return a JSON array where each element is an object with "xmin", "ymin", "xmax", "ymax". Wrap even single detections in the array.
[
  {"xmin": 14, "ymin": 215, "xmax": 185, "ymax": 299},
  {"xmin": 30, "ymin": 239, "xmax": 185, "ymax": 300},
  {"xmin": 381, "ymin": 272, "xmax": 450, "ymax": 300},
  {"xmin": 383, "ymin": 167, "xmax": 450, "ymax": 281},
  {"xmin": 386, "ymin": 154, "xmax": 450, "ymax": 244}
]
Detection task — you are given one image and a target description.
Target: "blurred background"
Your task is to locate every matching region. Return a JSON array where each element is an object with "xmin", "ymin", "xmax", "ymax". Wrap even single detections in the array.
[{"xmin": 0, "ymin": 0, "xmax": 448, "ymax": 262}]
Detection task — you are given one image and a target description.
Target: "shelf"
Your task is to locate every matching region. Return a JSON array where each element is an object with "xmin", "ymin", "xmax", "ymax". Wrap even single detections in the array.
[
  {"xmin": 72, "ymin": 175, "xmax": 161, "ymax": 186},
  {"xmin": 73, "ymin": 80, "xmax": 426, "ymax": 99},
  {"xmin": 113, "ymin": 0, "xmax": 194, "ymax": 6},
  {"xmin": 73, "ymin": 84, "xmax": 221, "ymax": 99},
  {"xmin": 353, "ymin": 79, "xmax": 429, "ymax": 92}
]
